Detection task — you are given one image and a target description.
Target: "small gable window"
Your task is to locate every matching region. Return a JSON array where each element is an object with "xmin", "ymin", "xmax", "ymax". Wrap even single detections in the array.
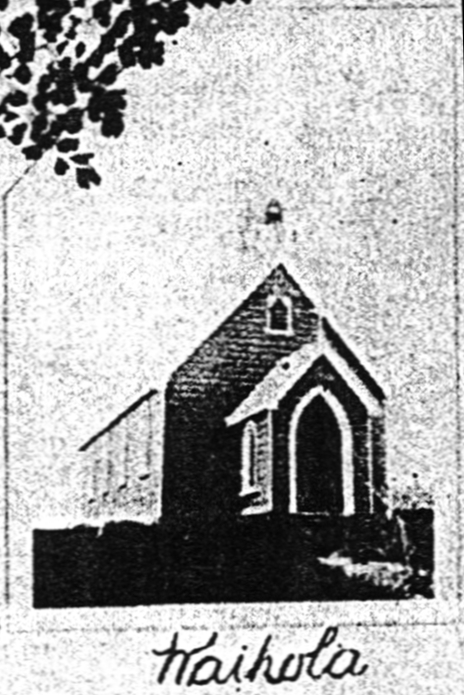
[
  {"xmin": 242, "ymin": 421, "xmax": 259, "ymax": 490},
  {"xmin": 266, "ymin": 295, "xmax": 293, "ymax": 335}
]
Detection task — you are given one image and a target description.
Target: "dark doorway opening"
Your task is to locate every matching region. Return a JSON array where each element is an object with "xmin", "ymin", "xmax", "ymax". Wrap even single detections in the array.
[{"xmin": 296, "ymin": 395, "xmax": 344, "ymax": 514}]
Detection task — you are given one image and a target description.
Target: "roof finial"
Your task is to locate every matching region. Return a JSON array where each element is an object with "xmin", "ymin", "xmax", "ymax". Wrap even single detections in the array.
[{"xmin": 265, "ymin": 199, "xmax": 283, "ymax": 225}]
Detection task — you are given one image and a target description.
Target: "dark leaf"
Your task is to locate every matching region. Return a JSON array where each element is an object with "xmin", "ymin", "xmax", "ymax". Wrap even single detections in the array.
[
  {"xmin": 118, "ymin": 41, "xmax": 136, "ymax": 69},
  {"xmin": 22, "ymin": 145, "xmax": 43, "ymax": 160},
  {"xmin": 54, "ymin": 68, "xmax": 76, "ymax": 107},
  {"xmin": 37, "ymin": 1, "xmax": 71, "ymax": 44},
  {"xmin": 36, "ymin": 131, "xmax": 55, "ymax": 150},
  {"xmin": 151, "ymin": 42, "xmax": 165, "ymax": 66},
  {"xmin": 61, "ymin": 108, "xmax": 83, "ymax": 134},
  {"xmin": 75, "ymin": 42, "xmax": 85, "ymax": 59},
  {"xmin": 0, "ymin": 0, "xmax": 9, "ymax": 10},
  {"xmin": 18, "ymin": 42, "xmax": 35, "ymax": 64},
  {"xmin": 37, "ymin": 71, "xmax": 53, "ymax": 93},
  {"xmin": 48, "ymin": 89, "xmax": 60, "ymax": 106},
  {"xmin": 9, "ymin": 13, "xmax": 34, "ymax": 39},
  {"xmin": 54, "ymin": 157, "xmax": 69, "ymax": 175},
  {"xmin": 87, "ymin": 87, "xmax": 105, "ymax": 122},
  {"xmin": 93, "ymin": 0, "xmax": 111, "ymax": 28},
  {"xmin": 70, "ymin": 153, "xmax": 95, "ymax": 165},
  {"xmin": 0, "ymin": 124, "xmax": 5, "ymax": 139},
  {"xmin": 107, "ymin": 89, "xmax": 127, "ymax": 109},
  {"xmin": 57, "ymin": 137, "xmax": 79, "ymax": 152},
  {"xmin": 59, "ymin": 56, "xmax": 71, "ymax": 72},
  {"xmin": 97, "ymin": 64, "xmax": 118, "ymax": 85},
  {"xmin": 49, "ymin": 119, "xmax": 62, "ymax": 137},
  {"xmin": 9, "ymin": 13, "xmax": 35, "ymax": 62},
  {"xmin": 32, "ymin": 93, "xmax": 47, "ymax": 111},
  {"xmin": 112, "ymin": 10, "xmax": 131, "ymax": 38},
  {"xmin": 9, "ymin": 123, "xmax": 27, "ymax": 145},
  {"xmin": 0, "ymin": 46, "xmax": 11, "ymax": 71},
  {"xmin": 101, "ymin": 113, "xmax": 124, "ymax": 138},
  {"xmin": 76, "ymin": 167, "xmax": 90, "ymax": 189},
  {"xmin": 57, "ymin": 41, "xmax": 68, "ymax": 55},
  {"xmin": 74, "ymin": 62, "xmax": 91, "ymax": 92},
  {"xmin": 88, "ymin": 45, "xmax": 105, "ymax": 68},
  {"xmin": 158, "ymin": 3, "xmax": 190, "ymax": 35},
  {"xmin": 137, "ymin": 40, "xmax": 165, "ymax": 69},
  {"xmin": 87, "ymin": 166, "xmax": 101, "ymax": 186},
  {"xmin": 9, "ymin": 90, "xmax": 28, "ymax": 107},
  {"xmin": 14, "ymin": 64, "xmax": 32, "ymax": 84},
  {"xmin": 30, "ymin": 114, "xmax": 48, "ymax": 141},
  {"xmin": 99, "ymin": 32, "xmax": 116, "ymax": 57}
]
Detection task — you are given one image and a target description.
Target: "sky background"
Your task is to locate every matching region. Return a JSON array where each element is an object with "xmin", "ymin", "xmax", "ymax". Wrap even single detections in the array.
[{"xmin": 0, "ymin": 0, "xmax": 461, "ymax": 605}]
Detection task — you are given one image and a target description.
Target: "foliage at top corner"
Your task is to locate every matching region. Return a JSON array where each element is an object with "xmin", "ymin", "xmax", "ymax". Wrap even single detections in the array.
[{"xmin": 0, "ymin": 0, "xmax": 252, "ymax": 188}]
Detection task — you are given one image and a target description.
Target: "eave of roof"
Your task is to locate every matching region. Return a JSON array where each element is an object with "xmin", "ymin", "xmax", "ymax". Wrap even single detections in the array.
[
  {"xmin": 225, "ymin": 341, "xmax": 320, "ymax": 426},
  {"xmin": 225, "ymin": 320, "xmax": 385, "ymax": 427},
  {"xmin": 79, "ymin": 388, "xmax": 159, "ymax": 452}
]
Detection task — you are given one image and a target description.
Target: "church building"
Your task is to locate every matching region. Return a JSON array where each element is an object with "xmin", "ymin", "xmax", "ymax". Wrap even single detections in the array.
[
  {"xmin": 72, "ymin": 259, "xmax": 396, "ymax": 603},
  {"xmin": 78, "ymin": 260, "xmax": 388, "ymax": 539},
  {"xmin": 162, "ymin": 263, "xmax": 387, "ymax": 532}
]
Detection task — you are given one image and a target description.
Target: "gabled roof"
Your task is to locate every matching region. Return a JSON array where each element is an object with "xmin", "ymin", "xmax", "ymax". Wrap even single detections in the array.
[
  {"xmin": 225, "ymin": 318, "xmax": 385, "ymax": 427},
  {"xmin": 321, "ymin": 318, "xmax": 386, "ymax": 404},
  {"xmin": 79, "ymin": 388, "xmax": 159, "ymax": 452},
  {"xmin": 168, "ymin": 263, "xmax": 316, "ymax": 386}
]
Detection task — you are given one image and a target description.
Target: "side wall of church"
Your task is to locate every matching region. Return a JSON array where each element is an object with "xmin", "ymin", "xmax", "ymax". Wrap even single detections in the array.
[{"xmin": 79, "ymin": 391, "xmax": 163, "ymax": 522}]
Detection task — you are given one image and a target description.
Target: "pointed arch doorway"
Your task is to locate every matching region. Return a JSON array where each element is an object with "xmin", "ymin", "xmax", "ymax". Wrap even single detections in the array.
[{"xmin": 289, "ymin": 389, "xmax": 353, "ymax": 515}]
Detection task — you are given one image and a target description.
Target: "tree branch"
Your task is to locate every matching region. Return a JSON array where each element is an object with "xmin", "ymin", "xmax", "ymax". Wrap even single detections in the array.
[{"xmin": 2, "ymin": 161, "xmax": 37, "ymax": 200}]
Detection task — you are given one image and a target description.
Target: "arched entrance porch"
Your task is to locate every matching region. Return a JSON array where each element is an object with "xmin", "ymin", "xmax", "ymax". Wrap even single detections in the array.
[{"xmin": 289, "ymin": 387, "xmax": 354, "ymax": 515}]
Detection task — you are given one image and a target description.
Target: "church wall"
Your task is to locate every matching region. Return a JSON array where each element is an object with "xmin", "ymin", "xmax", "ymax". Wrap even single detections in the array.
[
  {"xmin": 162, "ymin": 267, "xmax": 318, "ymax": 525},
  {"xmin": 79, "ymin": 391, "xmax": 163, "ymax": 523},
  {"xmin": 372, "ymin": 416, "xmax": 388, "ymax": 512}
]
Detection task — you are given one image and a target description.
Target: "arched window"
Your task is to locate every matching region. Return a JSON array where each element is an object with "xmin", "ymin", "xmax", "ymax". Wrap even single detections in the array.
[
  {"xmin": 242, "ymin": 422, "xmax": 259, "ymax": 490},
  {"xmin": 266, "ymin": 295, "xmax": 293, "ymax": 334}
]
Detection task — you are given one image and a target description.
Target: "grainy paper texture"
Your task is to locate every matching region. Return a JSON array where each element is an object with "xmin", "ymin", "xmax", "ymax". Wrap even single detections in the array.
[{"xmin": 0, "ymin": 0, "xmax": 463, "ymax": 692}]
